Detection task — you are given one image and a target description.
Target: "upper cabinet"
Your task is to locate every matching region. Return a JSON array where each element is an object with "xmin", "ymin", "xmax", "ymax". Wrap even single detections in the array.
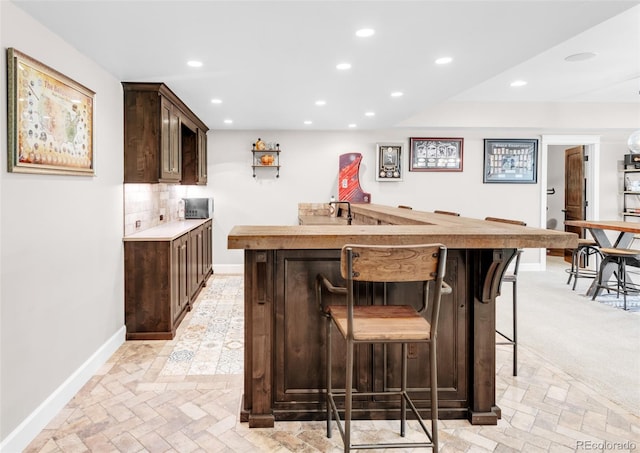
[{"xmin": 123, "ymin": 82, "xmax": 209, "ymax": 184}]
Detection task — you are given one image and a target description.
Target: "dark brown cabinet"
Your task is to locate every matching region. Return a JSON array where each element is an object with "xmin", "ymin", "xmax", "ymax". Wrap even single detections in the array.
[
  {"xmin": 266, "ymin": 249, "xmax": 467, "ymax": 422},
  {"xmin": 124, "ymin": 219, "xmax": 213, "ymax": 340},
  {"xmin": 123, "ymin": 82, "xmax": 209, "ymax": 184}
]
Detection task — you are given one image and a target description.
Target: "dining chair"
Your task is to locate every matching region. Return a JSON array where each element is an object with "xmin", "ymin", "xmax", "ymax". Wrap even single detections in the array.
[
  {"xmin": 566, "ymin": 238, "xmax": 602, "ymax": 290},
  {"xmin": 592, "ymin": 247, "xmax": 640, "ymax": 310}
]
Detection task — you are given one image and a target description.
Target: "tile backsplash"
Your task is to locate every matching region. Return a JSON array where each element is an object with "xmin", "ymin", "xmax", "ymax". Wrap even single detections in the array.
[{"xmin": 124, "ymin": 184, "xmax": 189, "ymax": 235}]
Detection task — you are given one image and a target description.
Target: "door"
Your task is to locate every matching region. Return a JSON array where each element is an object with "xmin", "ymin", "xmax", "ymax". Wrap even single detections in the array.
[{"xmin": 564, "ymin": 146, "xmax": 586, "ymax": 261}]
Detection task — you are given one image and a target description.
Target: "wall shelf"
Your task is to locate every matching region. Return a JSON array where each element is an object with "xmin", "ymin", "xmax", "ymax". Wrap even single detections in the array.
[{"xmin": 251, "ymin": 144, "xmax": 281, "ymax": 178}]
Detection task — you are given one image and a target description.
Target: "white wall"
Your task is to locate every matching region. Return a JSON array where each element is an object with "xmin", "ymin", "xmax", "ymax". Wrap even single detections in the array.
[
  {"xmin": 0, "ymin": 2, "xmax": 124, "ymax": 449},
  {"xmin": 207, "ymin": 128, "xmax": 629, "ymax": 270}
]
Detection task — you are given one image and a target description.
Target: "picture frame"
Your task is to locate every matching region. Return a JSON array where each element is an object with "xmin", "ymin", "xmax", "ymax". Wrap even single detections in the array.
[
  {"xmin": 7, "ymin": 48, "xmax": 95, "ymax": 176},
  {"xmin": 409, "ymin": 137, "xmax": 463, "ymax": 172},
  {"xmin": 375, "ymin": 143, "xmax": 403, "ymax": 181},
  {"xmin": 483, "ymin": 138, "xmax": 538, "ymax": 183}
]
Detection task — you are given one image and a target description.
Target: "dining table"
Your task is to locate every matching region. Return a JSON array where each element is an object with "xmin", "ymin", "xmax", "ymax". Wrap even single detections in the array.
[{"xmin": 565, "ymin": 220, "xmax": 640, "ymax": 296}]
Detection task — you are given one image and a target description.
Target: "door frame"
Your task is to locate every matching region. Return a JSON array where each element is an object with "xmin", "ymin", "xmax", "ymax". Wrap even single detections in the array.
[{"xmin": 539, "ymin": 135, "xmax": 600, "ymax": 271}]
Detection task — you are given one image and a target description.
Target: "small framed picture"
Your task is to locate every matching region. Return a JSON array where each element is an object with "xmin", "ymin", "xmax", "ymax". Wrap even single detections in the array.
[
  {"xmin": 483, "ymin": 138, "xmax": 538, "ymax": 183},
  {"xmin": 409, "ymin": 138, "xmax": 463, "ymax": 172},
  {"xmin": 376, "ymin": 143, "xmax": 403, "ymax": 181}
]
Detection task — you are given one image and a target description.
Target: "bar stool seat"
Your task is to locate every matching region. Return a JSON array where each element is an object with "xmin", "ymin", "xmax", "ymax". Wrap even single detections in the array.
[
  {"xmin": 566, "ymin": 238, "xmax": 603, "ymax": 290},
  {"xmin": 316, "ymin": 243, "xmax": 450, "ymax": 452},
  {"xmin": 592, "ymin": 247, "xmax": 640, "ymax": 310}
]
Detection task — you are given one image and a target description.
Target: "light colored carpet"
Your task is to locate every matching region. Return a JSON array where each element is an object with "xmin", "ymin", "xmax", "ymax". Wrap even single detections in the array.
[{"xmin": 498, "ymin": 255, "xmax": 640, "ymax": 415}]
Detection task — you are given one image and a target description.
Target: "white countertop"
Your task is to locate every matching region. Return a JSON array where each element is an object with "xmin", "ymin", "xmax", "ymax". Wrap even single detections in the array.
[{"xmin": 123, "ymin": 219, "xmax": 210, "ymax": 242}]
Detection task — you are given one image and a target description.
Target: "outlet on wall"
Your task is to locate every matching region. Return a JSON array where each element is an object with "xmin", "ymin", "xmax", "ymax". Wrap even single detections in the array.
[{"xmin": 135, "ymin": 220, "xmax": 141, "ymax": 228}]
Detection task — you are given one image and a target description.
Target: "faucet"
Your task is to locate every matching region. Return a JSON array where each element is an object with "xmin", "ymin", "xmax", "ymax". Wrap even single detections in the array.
[{"xmin": 329, "ymin": 200, "xmax": 352, "ymax": 225}]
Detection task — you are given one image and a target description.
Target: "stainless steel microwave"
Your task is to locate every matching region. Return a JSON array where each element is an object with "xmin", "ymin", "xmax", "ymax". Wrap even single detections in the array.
[{"xmin": 184, "ymin": 198, "xmax": 213, "ymax": 219}]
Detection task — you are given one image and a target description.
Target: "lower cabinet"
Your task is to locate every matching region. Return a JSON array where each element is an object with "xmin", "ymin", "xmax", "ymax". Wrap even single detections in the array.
[{"xmin": 125, "ymin": 219, "xmax": 213, "ymax": 339}]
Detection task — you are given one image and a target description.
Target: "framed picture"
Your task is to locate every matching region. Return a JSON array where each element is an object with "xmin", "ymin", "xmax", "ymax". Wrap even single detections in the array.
[
  {"xmin": 7, "ymin": 48, "xmax": 95, "ymax": 176},
  {"xmin": 483, "ymin": 138, "xmax": 538, "ymax": 183},
  {"xmin": 409, "ymin": 137, "xmax": 463, "ymax": 172},
  {"xmin": 376, "ymin": 143, "xmax": 403, "ymax": 181}
]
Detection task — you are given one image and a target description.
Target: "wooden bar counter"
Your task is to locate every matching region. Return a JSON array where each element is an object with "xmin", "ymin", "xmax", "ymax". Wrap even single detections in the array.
[{"xmin": 228, "ymin": 204, "xmax": 577, "ymax": 428}]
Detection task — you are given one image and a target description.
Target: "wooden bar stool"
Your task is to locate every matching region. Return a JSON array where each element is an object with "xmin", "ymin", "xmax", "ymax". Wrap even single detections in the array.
[
  {"xmin": 592, "ymin": 247, "xmax": 640, "ymax": 310},
  {"xmin": 433, "ymin": 210, "xmax": 460, "ymax": 216},
  {"xmin": 565, "ymin": 238, "xmax": 602, "ymax": 290},
  {"xmin": 316, "ymin": 244, "xmax": 450, "ymax": 452},
  {"xmin": 484, "ymin": 216, "xmax": 526, "ymax": 376}
]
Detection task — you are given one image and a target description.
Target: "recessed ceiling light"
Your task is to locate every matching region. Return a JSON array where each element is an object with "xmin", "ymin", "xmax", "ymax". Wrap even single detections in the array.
[
  {"xmin": 336, "ymin": 63, "xmax": 352, "ymax": 70},
  {"xmin": 348, "ymin": 123, "xmax": 357, "ymax": 128},
  {"xmin": 510, "ymin": 80, "xmax": 528, "ymax": 87},
  {"xmin": 435, "ymin": 57, "xmax": 453, "ymax": 65},
  {"xmin": 211, "ymin": 98, "xmax": 222, "ymax": 104},
  {"xmin": 564, "ymin": 52, "xmax": 597, "ymax": 62},
  {"xmin": 356, "ymin": 28, "xmax": 375, "ymax": 37},
  {"xmin": 304, "ymin": 120, "xmax": 312, "ymax": 125},
  {"xmin": 391, "ymin": 91, "xmax": 403, "ymax": 97},
  {"xmin": 315, "ymin": 100, "xmax": 326, "ymax": 106},
  {"xmin": 365, "ymin": 111, "xmax": 375, "ymax": 117},
  {"xmin": 187, "ymin": 60, "xmax": 203, "ymax": 68},
  {"xmin": 223, "ymin": 119, "xmax": 233, "ymax": 124}
]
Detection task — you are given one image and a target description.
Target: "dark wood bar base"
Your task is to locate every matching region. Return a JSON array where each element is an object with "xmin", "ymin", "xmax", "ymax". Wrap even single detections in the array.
[{"xmin": 229, "ymin": 204, "xmax": 577, "ymax": 427}]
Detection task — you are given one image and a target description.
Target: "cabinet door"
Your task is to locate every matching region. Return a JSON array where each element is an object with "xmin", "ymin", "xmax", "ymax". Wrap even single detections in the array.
[
  {"xmin": 273, "ymin": 250, "xmax": 371, "ymax": 407},
  {"xmin": 172, "ymin": 234, "xmax": 189, "ymax": 322},
  {"xmin": 189, "ymin": 225, "xmax": 204, "ymax": 298},
  {"xmin": 203, "ymin": 220, "xmax": 213, "ymax": 276},
  {"xmin": 197, "ymin": 128, "xmax": 208, "ymax": 184},
  {"xmin": 160, "ymin": 98, "xmax": 181, "ymax": 182}
]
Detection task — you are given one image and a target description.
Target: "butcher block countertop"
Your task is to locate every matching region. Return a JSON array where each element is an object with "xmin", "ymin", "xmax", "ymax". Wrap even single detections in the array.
[
  {"xmin": 124, "ymin": 218, "xmax": 210, "ymax": 242},
  {"xmin": 229, "ymin": 204, "xmax": 577, "ymax": 250}
]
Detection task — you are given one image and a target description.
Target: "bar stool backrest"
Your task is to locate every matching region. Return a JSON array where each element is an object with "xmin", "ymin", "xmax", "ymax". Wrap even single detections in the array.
[{"xmin": 340, "ymin": 243, "xmax": 448, "ymax": 339}]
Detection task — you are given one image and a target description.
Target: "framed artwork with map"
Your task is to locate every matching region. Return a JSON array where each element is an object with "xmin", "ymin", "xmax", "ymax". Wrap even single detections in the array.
[{"xmin": 6, "ymin": 48, "xmax": 95, "ymax": 175}]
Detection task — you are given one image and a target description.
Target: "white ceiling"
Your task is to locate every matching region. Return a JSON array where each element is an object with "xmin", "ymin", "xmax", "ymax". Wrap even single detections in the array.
[{"xmin": 11, "ymin": 0, "xmax": 640, "ymax": 131}]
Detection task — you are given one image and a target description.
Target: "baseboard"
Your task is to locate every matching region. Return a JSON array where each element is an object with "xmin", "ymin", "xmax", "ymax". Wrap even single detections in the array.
[
  {"xmin": 214, "ymin": 264, "xmax": 243, "ymax": 274},
  {"xmin": 0, "ymin": 325, "xmax": 126, "ymax": 453}
]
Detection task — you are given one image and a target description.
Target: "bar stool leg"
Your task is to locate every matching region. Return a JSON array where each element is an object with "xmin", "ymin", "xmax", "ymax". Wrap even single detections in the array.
[
  {"xmin": 430, "ymin": 338, "xmax": 439, "ymax": 451},
  {"xmin": 567, "ymin": 247, "xmax": 578, "ymax": 285},
  {"xmin": 401, "ymin": 343, "xmax": 407, "ymax": 437},
  {"xmin": 326, "ymin": 316, "xmax": 332, "ymax": 438},
  {"xmin": 622, "ymin": 258, "xmax": 628, "ymax": 311},
  {"xmin": 344, "ymin": 341, "xmax": 353, "ymax": 453},
  {"xmin": 512, "ymin": 279, "xmax": 518, "ymax": 377}
]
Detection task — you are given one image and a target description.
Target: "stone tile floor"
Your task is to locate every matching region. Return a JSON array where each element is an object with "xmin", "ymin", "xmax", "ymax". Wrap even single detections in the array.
[{"xmin": 25, "ymin": 274, "xmax": 640, "ymax": 452}]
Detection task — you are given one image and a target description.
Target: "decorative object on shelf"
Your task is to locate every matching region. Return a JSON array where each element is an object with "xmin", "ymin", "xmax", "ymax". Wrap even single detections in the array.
[
  {"xmin": 409, "ymin": 137, "xmax": 463, "ymax": 172},
  {"xmin": 628, "ymin": 130, "xmax": 640, "ymax": 153},
  {"xmin": 338, "ymin": 152, "xmax": 370, "ymax": 203},
  {"xmin": 251, "ymin": 141, "xmax": 280, "ymax": 177},
  {"xmin": 375, "ymin": 143, "xmax": 403, "ymax": 181},
  {"xmin": 622, "ymin": 157, "xmax": 640, "ymax": 219},
  {"xmin": 6, "ymin": 48, "xmax": 95, "ymax": 176},
  {"xmin": 483, "ymin": 138, "xmax": 538, "ymax": 183}
]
